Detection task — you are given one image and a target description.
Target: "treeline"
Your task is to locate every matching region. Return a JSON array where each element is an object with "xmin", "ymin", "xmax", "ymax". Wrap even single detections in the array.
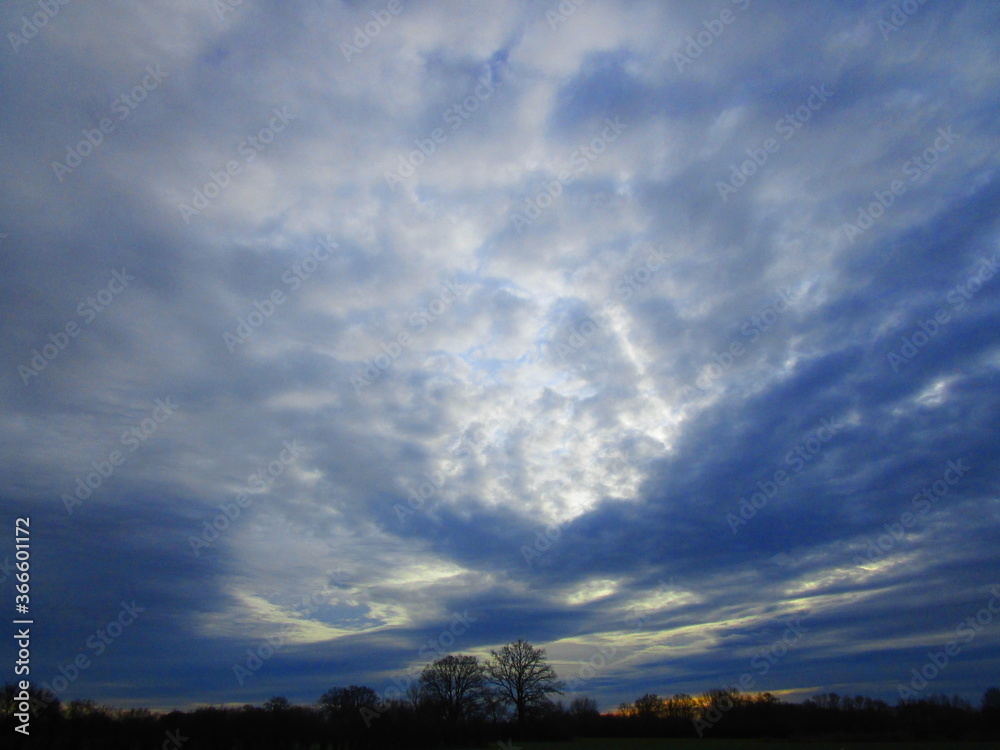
[
  {"xmin": 611, "ymin": 687, "xmax": 1000, "ymax": 740},
  {"xmin": 1, "ymin": 639, "xmax": 566, "ymax": 749},
  {"xmin": 3, "ymin": 649, "xmax": 999, "ymax": 748},
  {"xmin": 4, "ymin": 684, "xmax": 999, "ymax": 749}
]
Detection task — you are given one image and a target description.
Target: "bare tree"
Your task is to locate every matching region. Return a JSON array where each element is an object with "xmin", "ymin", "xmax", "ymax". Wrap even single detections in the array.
[
  {"xmin": 317, "ymin": 684, "xmax": 378, "ymax": 717},
  {"xmin": 317, "ymin": 685, "xmax": 380, "ymax": 745},
  {"xmin": 263, "ymin": 696, "xmax": 291, "ymax": 712},
  {"xmin": 632, "ymin": 692, "xmax": 666, "ymax": 719},
  {"xmin": 485, "ymin": 639, "xmax": 563, "ymax": 725},
  {"xmin": 419, "ymin": 654, "xmax": 487, "ymax": 723},
  {"xmin": 664, "ymin": 693, "xmax": 696, "ymax": 719},
  {"xmin": 569, "ymin": 696, "xmax": 599, "ymax": 719},
  {"xmin": 569, "ymin": 696, "xmax": 601, "ymax": 733}
]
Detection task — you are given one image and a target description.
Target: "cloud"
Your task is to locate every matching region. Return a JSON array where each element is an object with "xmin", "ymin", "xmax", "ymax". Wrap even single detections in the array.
[{"xmin": 1, "ymin": 0, "xmax": 999, "ymax": 711}]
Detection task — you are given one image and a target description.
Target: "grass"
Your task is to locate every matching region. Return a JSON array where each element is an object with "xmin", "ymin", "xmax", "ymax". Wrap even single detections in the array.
[{"xmin": 476, "ymin": 739, "xmax": 1000, "ymax": 750}]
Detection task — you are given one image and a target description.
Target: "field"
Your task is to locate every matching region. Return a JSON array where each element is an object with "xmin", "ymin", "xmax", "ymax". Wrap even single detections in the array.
[{"xmin": 480, "ymin": 740, "xmax": 1000, "ymax": 750}]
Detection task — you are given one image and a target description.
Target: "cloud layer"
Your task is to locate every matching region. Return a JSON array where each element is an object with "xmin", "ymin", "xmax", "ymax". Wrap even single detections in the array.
[{"xmin": 1, "ymin": 0, "xmax": 999, "ymax": 711}]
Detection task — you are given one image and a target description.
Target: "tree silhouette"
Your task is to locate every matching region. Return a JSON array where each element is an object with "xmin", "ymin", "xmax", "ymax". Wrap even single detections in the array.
[
  {"xmin": 664, "ymin": 693, "xmax": 696, "ymax": 719},
  {"xmin": 264, "ymin": 695, "xmax": 291, "ymax": 712},
  {"xmin": 419, "ymin": 654, "xmax": 487, "ymax": 724},
  {"xmin": 983, "ymin": 688, "xmax": 1000, "ymax": 731},
  {"xmin": 318, "ymin": 685, "xmax": 378, "ymax": 716},
  {"xmin": 318, "ymin": 684, "xmax": 379, "ymax": 746},
  {"xmin": 569, "ymin": 696, "xmax": 599, "ymax": 719},
  {"xmin": 633, "ymin": 692, "xmax": 666, "ymax": 719},
  {"xmin": 485, "ymin": 639, "xmax": 563, "ymax": 727},
  {"xmin": 5, "ymin": 681, "xmax": 1000, "ymax": 746}
]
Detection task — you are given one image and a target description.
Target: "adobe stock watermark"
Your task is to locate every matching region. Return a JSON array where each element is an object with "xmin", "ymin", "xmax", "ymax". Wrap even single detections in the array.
[
  {"xmin": 879, "ymin": 0, "xmax": 930, "ymax": 40},
  {"xmin": 416, "ymin": 611, "xmax": 478, "ymax": 662},
  {"xmin": 363, "ymin": 610, "xmax": 477, "ymax": 726},
  {"xmin": 509, "ymin": 116, "xmax": 627, "ymax": 232},
  {"xmin": 233, "ymin": 633, "xmax": 287, "ymax": 687},
  {"xmin": 565, "ymin": 578, "xmax": 678, "ymax": 692},
  {"xmin": 853, "ymin": 458, "xmax": 970, "ymax": 566},
  {"xmin": 520, "ymin": 456, "xmax": 634, "ymax": 562},
  {"xmin": 716, "ymin": 85, "xmax": 833, "ymax": 202},
  {"xmin": 384, "ymin": 71, "xmax": 499, "ymax": 191},
  {"xmin": 564, "ymin": 643, "xmax": 620, "ymax": 692},
  {"xmin": 350, "ymin": 279, "xmax": 467, "ymax": 393},
  {"xmin": 623, "ymin": 577, "xmax": 678, "ymax": 633},
  {"xmin": 518, "ymin": 454, "xmax": 638, "ymax": 566},
  {"xmin": 32, "ymin": 600, "xmax": 144, "ymax": 709},
  {"xmin": 692, "ymin": 616, "xmax": 808, "ymax": 737},
  {"xmin": 51, "ymin": 64, "xmax": 168, "ymax": 182},
  {"xmin": 886, "ymin": 254, "xmax": 997, "ymax": 371},
  {"xmin": 520, "ymin": 506, "xmax": 585, "ymax": 567},
  {"xmin": 554, "ymin": 243, "xmax": 671, "ymax": 362},
  {"xmin": 546, "ymin": 0, "xmax": 588, "ymax": 30},
  {"xmin": 233, "ymin": 570, "xmax": 345, "ymax": 686},
  {"xmin": 158, "ymin": 729, "xmax": 189, "ymax": 750},
  {"xmin": 726, "ymin": 417, "xmax": 844, "ymax": 534},
  {"xmin": 340, "ymin": 0, "xmax": 402, "ymax": 62},
  {"xmin": 177, "ymin": 106, "xmax": 297, "ymax": 223},
  {"xmin": 19, "ymin": 268, "xmax": 135, "ymax": 386},
  {"xmin": 7, "ymin": 0, "xmax": 72, "ymax": 54},
  {"xmin": 673, "ymin": 0, "xmax": 752, "ymax": 73},
  {"xmin": 393, "ymin": 407, "xmax": 506, "ymax": 523},
  {"xmin": 842, "ymin": 126, "xmax": 959, "ymax": 245},
  {"xmin": 223, "ymin": 235, "xmax": 338, "ymax": 352},
  {"xmin": 679, "ymin": 286, "xmax": 802, "ymax": 401},
  {"xmin": 188, "ymin": 440, "xmax": 305, "ymax": 556},
  {"xmin": 896, "ymin": 586, "xmax": 1000, "ymax": 699},
  {"xmin": 62, "ymin": 398, "xmax": 179, "ymax": 514}
]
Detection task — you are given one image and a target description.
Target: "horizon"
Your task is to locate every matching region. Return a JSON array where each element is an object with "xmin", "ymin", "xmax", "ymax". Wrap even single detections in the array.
[{"xmin": 16, "ymin": 680, "xmax": 1000, "ymax": 716}]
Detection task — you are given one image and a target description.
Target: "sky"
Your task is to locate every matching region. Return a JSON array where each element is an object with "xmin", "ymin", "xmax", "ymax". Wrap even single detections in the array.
[{"xmin": 1, "ymin": 0, "xmax": 999, "ymax": 714}]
